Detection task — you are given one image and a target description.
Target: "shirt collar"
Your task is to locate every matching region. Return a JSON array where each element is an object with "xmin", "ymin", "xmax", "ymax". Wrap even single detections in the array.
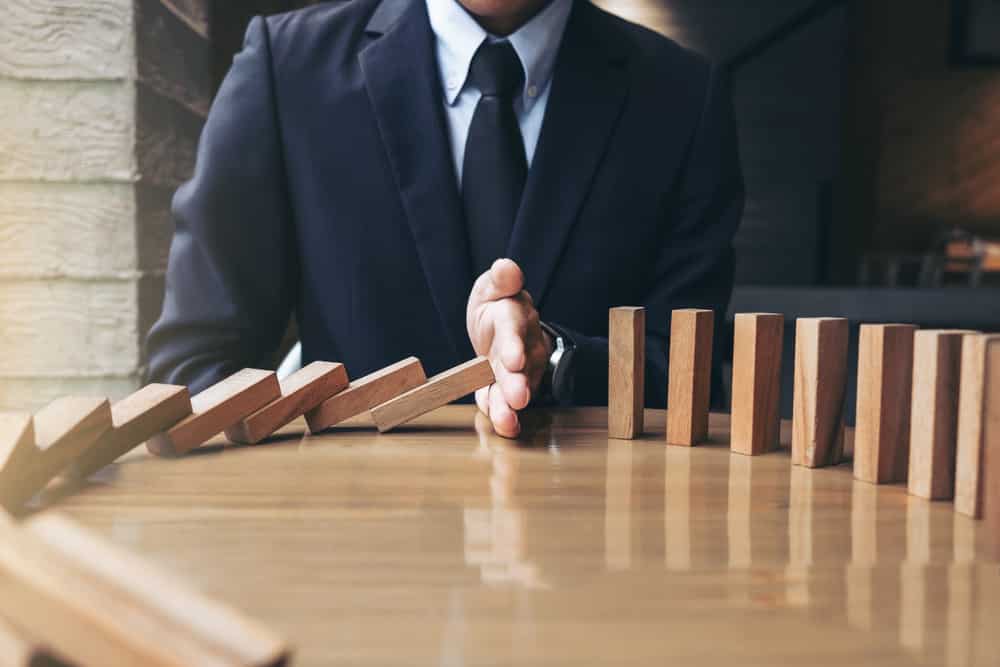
[{"xmin": 426, "ymin": 0, "xmax": 574, "ymax": 109}]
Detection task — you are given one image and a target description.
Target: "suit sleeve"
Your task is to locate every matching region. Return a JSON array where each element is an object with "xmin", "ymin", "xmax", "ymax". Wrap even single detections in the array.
[
  {"xmin": 554, "ymin": 64, "xmax": 744, "ymax": 407},
  {"xmin": 144, "ymin": 17, "xmax": 297, "ymax": 394}
]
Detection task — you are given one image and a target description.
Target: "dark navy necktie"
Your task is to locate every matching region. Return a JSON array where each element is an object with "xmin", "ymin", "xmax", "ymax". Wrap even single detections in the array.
[{"xmin": 461, "ymin": 41, "xmax": 527, "ymax": 276}]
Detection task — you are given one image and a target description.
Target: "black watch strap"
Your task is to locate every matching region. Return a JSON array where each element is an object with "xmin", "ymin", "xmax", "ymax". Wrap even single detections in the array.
[{"xmin": 539, "ymin": 321, "xmax": 577, "ymax": 405}]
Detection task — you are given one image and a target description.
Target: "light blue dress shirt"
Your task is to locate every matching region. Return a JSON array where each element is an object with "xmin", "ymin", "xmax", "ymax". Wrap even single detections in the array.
[{"xmin": 425, "ymin": 0, "xmax": 574, "ymax": 187}]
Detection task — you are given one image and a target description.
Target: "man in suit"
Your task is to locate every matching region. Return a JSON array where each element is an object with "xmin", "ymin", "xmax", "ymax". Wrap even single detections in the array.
[{"xmin": 146, "ymin": 0, "xmax": 744, "ymax": 437}]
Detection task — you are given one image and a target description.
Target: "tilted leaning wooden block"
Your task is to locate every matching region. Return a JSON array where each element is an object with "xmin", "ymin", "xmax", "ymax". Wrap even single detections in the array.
[
  {"xmin": 147, "ymin": 369, "xmax": 281, "ymax": 456},
  {"xmin": 0, "ymin": 513, "xmax": 290, "ymax": 667},
  {"xmin": 730, "ymin": 313, "xmax": 784, "ymax": 456},
  {"xmin": 853, "ymin": 324, "xmax": 916, "ymax": 484},
  {"xmin": 226, "ymin": 362, "xmax": 349, "ymax": 444},
  {"xmin": 609, "ymin": 307, "xmax": 646, "ymax": 439},
  {"xmin": 955, "ymin": 334, "xmax": 1000, "ymax": 517},
  {"xmin": 0, "ymin": 397, "xmax": 112, "ymax": 510},
  {"xmin": 68, "ymin": 384, "xmax": 192, "ymax": 479},
  {"xmin": 666, "ymin": 309, "xmax": 713, "ymax": 447},
  {"xmin": 305, "ymin": 357, "xmax": 427, "ymax": 432},
  {"xmin": 908, "ymin": 330, "xmax": 977, "ymax": 500},
  {"xmin": 792, "ymin": 317, "xmax": 849, "ymax": 468},
  {"xmin": 370, "ymin": 357, "xmax": 494, "ymax": 433}
]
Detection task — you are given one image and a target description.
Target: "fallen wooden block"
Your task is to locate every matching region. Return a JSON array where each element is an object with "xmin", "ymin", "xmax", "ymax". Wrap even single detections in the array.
[
  {"xmin": 981, "ymin": 338, "xmax": 1000, "ymax": 558},
  {"xmin": 609, "ymin": 307, "xmax": 645, "ymax": 439},
  {"xmin": 853, "ymin": 324, "xmax": 916, "ymax": 484},
  {"xmin": 666, "ymin": 309, "xmax": 714, "ymax": 447},
  {"xmin": 305, "ymin": 357, "xmax": 427, "ymax": 433},
  {"xmin": 147, "ymin": 369, "xmax": 280, "ymax": 456},
  {"xmin": 791, "ymin": 317, "xmax": 849, "ymax": 468},
  {"xmin": 370, "ymin": 357, "xmax": 494, "ymax": 433},
  {"xmin": 0, "ymin": 398, "xmax": 111, "ymax": 510},
  {"xmin": 955, "ymin": 335, "xmax": 1000, "ymax": 517},
  {"xmin": 226, "ymin": 362, "xmax": 348, "ymax": 444},
  {"xmin": 908, "ymin": 330, "xmax": 976, "ymax": 500},
  {"xmin": 68, "ymin": 384, "xmax": 192, "ymax": 479},
  {"xmin": 730, "ymin": 313, "xmax": 784, "ymax": 456},
  {"xmin": 0, "ymin": 513, "xmax": 290, "ymax": 667},
  {"xmin": 0, "ymin": 615, "xmax": 72, "ymax": 667}
]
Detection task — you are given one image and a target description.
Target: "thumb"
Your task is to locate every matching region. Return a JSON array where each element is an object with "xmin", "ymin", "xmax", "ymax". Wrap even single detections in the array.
[{"xmin": 470, "ymin": 259, "xmax": 525, "ymax": 310}]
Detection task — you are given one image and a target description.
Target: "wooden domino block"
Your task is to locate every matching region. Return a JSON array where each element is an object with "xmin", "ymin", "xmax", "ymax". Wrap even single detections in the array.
[
  {"xmin": 68, "ymin": 384, "xmax": 192, "ymax": 479},
  {"xmin": 0, "ymin": 615, "xmax": 69, "ymax": 667},
  {"xmin": 305, "ymin": 357, "xmax": 427, "ymax": 432},
  {"xmin": 955, "ymin": 335, "xmax": 1000, "ymax": 517},
  {"xmin": 792, "ymin": 317, "xmax": 849, "ymax": 468},
  {"xmin": 370, "ymin": 357, "xmax": 494, "ymax": 433},
  {"xmin": 666, "ymin": 309, "xmax": 714, "ymax": 447},
  {"xmin": 0, "ymin": 513, "xmax": 289, "ymax": 666},
  {"xmin": 730, "ymin": 313, "xmax": 784, "ymax": 456},
  {"xmin": 853, "ymin": 324, "xmax": 916, "ymax": 484},
  {"xmin": 147, "ymin": 369, "xmax": 280, "ymax": 456},
  {"xmin": 226, "ymin": 362, "xmax": 348, "ymax": 444},
  {"xmin": 982, "ymin": 338, "xmax": 1000, "ymax": 557},
  {"xmin": 0, "ymin": 398, "xmax": 111, "ymax": 509},
  {"xmin": 609, "ymin": 307, "xmax": 645, "ymax": 440},
  {"xmin": 908, "ymin": 330, "xmax": 976, "ymax": 500}
]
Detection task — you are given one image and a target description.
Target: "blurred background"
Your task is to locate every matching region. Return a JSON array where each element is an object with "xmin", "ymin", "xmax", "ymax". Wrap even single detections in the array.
[{"xmin": 1, "ymin": 0, "xmax": 998, "ymax": 412}]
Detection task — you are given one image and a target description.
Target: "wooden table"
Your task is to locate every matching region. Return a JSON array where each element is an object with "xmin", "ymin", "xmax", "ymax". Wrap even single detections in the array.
[{"xmin": 43, "ymin": 406, "xmax": 999, "ymax": 666}]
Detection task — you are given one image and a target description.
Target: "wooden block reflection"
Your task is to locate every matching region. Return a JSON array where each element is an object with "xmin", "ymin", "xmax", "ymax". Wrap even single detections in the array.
[
  {"xmin": 664, "ymin": 447, "xmax": 692, "ymax": 571},
  {"xmin": 786, "ymin": 466, "xmax": 814, "ymax": 607},
  {"xmin": 605, "ymin": 441, "xmax": 634, "ymax": 571},
  {"xmin": 847, "ymin": 482, "xmax": 878, "ymax": 631},
  {"xmin": 900, "ymin": 498, "xmax": 931, "ymax": 653}
]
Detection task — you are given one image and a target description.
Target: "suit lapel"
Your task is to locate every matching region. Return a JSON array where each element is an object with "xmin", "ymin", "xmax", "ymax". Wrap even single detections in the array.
[
  {"xmin": 507, "ymin": 1, "xmax": 630, "ymax": 308},
  {"xmin": 360, "ymin": 0, "xmax": 475, "ymax": 359}
]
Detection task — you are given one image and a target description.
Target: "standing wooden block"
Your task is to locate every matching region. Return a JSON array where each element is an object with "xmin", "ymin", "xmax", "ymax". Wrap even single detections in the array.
[
  {"xmin": 0, "ymin": 397, "xmax": 111, "ymax": 509},
  {"xmin": 955, "ymin": 335, "xmax": 1000, "ymax": 517},
  {"xmin": 853, "ymin": 324, "xmax": 916, "ymax": 484},
  {"xmin": 68, "ymin": 384, "xmax": 192, "ymax": 479},
  {"xmin": 305, "ymin": 357, "xmax": 427, "ymax": 433},
  {"xmin": 730, "ymin": 313, "xmax": 784, "ymax": 456},
  {"xmin": 225, "ymin": 362, "xmax": 349, "ymax": 445},
  {"xmin": 0, "ymin": 513, "xmax": 290, "ymax": 667},
  {"xmin": 666, "ymin": 309, "xmax": 714, "ymax": 447},
  {"xmin": 609, "ymin": 307, "xmax": 645, "ymax": 440},
  {"xmin": 147, "ymin": 369, "xmax": 280, "ymax": 456},
  {"xmin": 791, "ymin": 317, "xmax": 849, "ymax": 468},
  {"xmin": 981, "ymin": 338, "xmax": 1000, "ymax": 557},
  {"xmin": 908, "ymin": 330, "xmax": 975, "ymax": 500}
]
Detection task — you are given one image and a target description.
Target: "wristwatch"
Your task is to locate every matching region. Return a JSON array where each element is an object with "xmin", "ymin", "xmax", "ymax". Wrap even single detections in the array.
[{"xmin": 539, "ymin": 321, "xmax": 577, "ymax": 405}]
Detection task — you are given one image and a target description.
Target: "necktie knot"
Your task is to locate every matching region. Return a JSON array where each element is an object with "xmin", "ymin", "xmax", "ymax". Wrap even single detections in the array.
[{"xmin": 468, "ymin": 41, "xmax": 524, "ymax": 99}]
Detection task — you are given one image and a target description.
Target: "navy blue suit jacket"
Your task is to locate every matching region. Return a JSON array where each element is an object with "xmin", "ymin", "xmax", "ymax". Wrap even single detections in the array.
[{"xmin": 146, "ymin": 0, "xmax": 744, "ymax": 406}]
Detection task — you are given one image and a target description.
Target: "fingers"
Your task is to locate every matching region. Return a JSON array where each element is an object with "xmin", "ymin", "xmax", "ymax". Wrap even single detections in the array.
[
  {"xmin": 469, "ymin": 258, "xmax": 525, "ymax": 309},
  {"xmin": 492, "ymin": 360, "xmax": 531, "ymax": 411},
  {"xmin": 488, "ymin": 383, "xmax": 520, "ymax": 438},
  {"xmin": 491, "ymin": 300, "xmax": 528, "ymax": 372},
  {"xmin": 475, "ymin": 386, "xmax": 490, "ymax": 416}
]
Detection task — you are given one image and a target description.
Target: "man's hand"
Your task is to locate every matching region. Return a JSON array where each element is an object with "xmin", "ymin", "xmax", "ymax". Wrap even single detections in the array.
[{"xmin": 467, "ymin": 259, "xmax": 553, "ymax": 438}]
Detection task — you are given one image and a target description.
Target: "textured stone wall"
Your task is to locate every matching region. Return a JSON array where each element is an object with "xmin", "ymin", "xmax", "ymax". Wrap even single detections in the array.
[{"xmin": 0, "ymin": 0, "xmax": 209, "ymax": 410}]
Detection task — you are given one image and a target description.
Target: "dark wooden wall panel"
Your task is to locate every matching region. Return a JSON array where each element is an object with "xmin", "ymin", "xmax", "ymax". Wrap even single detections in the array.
[{"xmin": 842, "ymin": 0, "xmax": 1000, "ymax": 258}]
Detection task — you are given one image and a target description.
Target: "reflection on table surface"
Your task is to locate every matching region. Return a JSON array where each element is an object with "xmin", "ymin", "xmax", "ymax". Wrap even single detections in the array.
[{"xmin": 48, "ymin": 406, "xmax": 999, "ymax": 667}]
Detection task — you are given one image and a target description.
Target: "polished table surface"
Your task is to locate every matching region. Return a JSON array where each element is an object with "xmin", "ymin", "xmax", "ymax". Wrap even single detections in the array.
[{"xmin": 41, "ymin": 406, "xmax": 1000, "ymax": 666}]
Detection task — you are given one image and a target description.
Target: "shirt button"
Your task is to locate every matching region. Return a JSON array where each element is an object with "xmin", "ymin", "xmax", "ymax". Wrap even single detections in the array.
[{"xmin": 527, "ymin": 85, "xmax": 538, "ymax": 98}]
